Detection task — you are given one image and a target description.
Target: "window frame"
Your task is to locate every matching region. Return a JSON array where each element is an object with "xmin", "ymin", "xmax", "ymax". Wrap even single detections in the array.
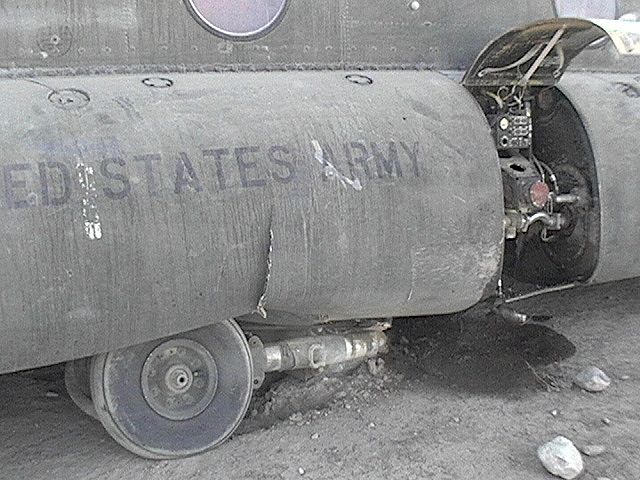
[{"xmin": 183, "ymin": 0, "xmax": 290, "ymax": 41}]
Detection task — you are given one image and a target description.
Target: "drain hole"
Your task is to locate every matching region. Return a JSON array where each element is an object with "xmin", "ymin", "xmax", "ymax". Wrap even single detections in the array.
[
  {"xmin": 346, "ymin": 74, "xmax": 373, "ymax": 86},
  {"xmin": 142, "ymin": 77, "xmax": 174, "ymax": 88}
]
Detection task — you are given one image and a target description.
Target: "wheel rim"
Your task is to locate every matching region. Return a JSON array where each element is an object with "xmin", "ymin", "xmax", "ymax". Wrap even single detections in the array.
[
  {"xmin": 141, "ymin": 338, "xmax": 219, "ymax": 421},
  {"xmin": 91, "ymin": 320, "xmax": 253, "ymax": 459}
]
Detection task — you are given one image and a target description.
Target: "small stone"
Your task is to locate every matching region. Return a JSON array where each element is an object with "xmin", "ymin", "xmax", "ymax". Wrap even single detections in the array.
[
  {"xmin": 452, "ymin": 417, "xmax": 461, "ymax": 423},
  {"xmin": 551, "ymin": 409, "xmax": 559, "ymax": 417},
  {"xmin": 289, "ymin": 412, "xmax": 303, "ymax": 423},
  {"xmin": 574, "ymin": 367, "xmax": 611, "ymax": 392},
  {"xmin": 45, "ymin": 391, "xmax": 59, "ymax": 398},
  {"xmin": 409, "ymin": 0, "xmax": 420, "ymax": 10},
  {"xmin": 298, "ymin": 467, "xmax": 305, "ymax": 476},
  {"xmin": 602, "ymin": 417, "xmax": 611, "ymax": 425},
  {"xmin": 367, "ymin": 358, "xmax": 385, "ymax": 376},
  {"xmin": 310, "ymin": 433, "xmax": 319, "ymax": 440},
  {"xmin": 620, "ymin": 375, "xmax": 630, "ymax": 381},
  {"xmin": 580, "ymin": 445, "xmax": 606, "ymax": 457},
  {"xmin": 537, "ymin": 436, "xmax": 584, "ymax": 480},
  {"xmin": 368, "ymin": 422, "xmax": 376, "ymax": 428}
]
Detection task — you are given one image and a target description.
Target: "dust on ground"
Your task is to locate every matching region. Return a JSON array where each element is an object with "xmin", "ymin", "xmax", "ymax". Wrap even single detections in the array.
[{"xmin": 0, "ymin": 278, "xmax": 638, "ymax": 480}]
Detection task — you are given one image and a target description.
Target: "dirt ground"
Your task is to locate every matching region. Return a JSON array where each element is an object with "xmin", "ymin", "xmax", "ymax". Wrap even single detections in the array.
[{"xmin": 1, "ymin": 278, "xmax": 638, "ymax": 480}]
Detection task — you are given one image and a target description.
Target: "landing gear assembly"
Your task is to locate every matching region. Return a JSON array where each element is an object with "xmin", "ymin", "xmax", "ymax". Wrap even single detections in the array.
[{"xmin": 64, "ymin": 318, "xmax": 388, "ymax": 459}]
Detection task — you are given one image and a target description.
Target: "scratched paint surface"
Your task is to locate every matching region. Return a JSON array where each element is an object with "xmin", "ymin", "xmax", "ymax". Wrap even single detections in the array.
[{"xmin": 0, "ymin": 70, "xmax": 503, "ymax": 372}]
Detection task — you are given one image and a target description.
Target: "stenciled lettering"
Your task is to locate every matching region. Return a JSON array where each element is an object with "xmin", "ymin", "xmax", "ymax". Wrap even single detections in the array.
[
  {"xmin": 1, "ymin": 140, "xmax": 423, "ymax": 209},
  {"xmin": 399, "ymin": 141, "xmax": 420, "ymax": 177},
  {"xmin": 235, "ymin": 147, "xmax": 266, "ymax": 188},
  {"xmin": 101, "ymin": 157, "xmax": 131, "ymax": 200},
  {"xmin": 371, "ymin": 142, "xmax": 403, "ymax": 178},
  {"xmin": 345, "ymin": 142, "xmax": 373, "ymax": 180},
  {"xmin": 203, "ymin": 148, "xmax": 231, "ymax": 190},
  {"xmin": 268, "ymin": 146, "xmax": 295, "ymax": 184},
  {"xmin": 4, "ymin": 164, "xmax": 31, "ymax": 209},
  {"xmin": 133, "ymin": 154, "xmax": 162, "ymax": 196},
  {"xmin": 174, "ymin": 152, "xmax": 203, "ymax": 194},
  {"xmin": 38, "ymin": 161, "xmax": 72, "ymax": 206}
]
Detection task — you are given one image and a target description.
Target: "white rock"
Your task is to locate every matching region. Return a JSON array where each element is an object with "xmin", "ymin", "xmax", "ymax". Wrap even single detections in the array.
[
  {"xmin": 581, "ymin": 444, "xmax": 606, "ymax": 457},
  {"xmin": 537, "ymin": 436, "xmax": 584, "ymax": 480},
  {"xmin": 574, "ymin": 367, "xmax": 611, "ymax": 392},
  {"xmin": 367, "ymin": 358, "xmax": 385, "ymax": 376}
]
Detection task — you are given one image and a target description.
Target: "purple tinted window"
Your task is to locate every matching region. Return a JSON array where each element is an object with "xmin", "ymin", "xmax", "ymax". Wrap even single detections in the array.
[
  {"xmin": 554, "ymin": 0, "xmax": 618, "ymax": 19},
  {"xmin": 186, "ymin": 0, "xmax": 288, "ymax": 38}
]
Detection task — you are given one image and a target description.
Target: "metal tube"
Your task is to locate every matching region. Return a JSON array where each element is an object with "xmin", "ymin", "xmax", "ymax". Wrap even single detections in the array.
[
  {"xmin": 518, "ymin": 28, "xmax": 566, "ymax": 87},
  {"xmin": 522, "ymin": 211, "xmax": 565, "ymax": 232},
  {"xmin": 553, "ymin": 193, "xmax": 580, "ymax": 204},
  {"xmin": 262, "ymin": 331, "xmax": 387, "ymax": 373},
  {"xmin": 504, "ymin": 283, "xmax": 578, "ymax": 304}
]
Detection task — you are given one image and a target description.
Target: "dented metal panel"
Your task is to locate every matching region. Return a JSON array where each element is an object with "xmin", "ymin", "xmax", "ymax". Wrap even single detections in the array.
[
  {"xmin": 262, "ymin": 73, "xmax": 504, "ymax": 320},
  {"xmin": 0, "ymin": 70, "xmax": 503, "ymax": 372},
  {"xmin": 558, "ymin": 72, "xmax": 640, "ymax": 283}
]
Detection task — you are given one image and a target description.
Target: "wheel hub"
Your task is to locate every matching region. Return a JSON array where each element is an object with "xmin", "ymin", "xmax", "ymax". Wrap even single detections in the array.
[
  {"xmin": 141, "ymin": 339, "xmax": 218, "ymax": 421},
  {"xmin": 165, "ymin": 365, "xmax": 194, "ymax": 393}
]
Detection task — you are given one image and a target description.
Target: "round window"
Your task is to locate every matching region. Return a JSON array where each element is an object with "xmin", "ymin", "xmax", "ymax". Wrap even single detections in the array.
[{"xmin": 185, "ymin": 0, "xmax": 289, "ymax": 40}]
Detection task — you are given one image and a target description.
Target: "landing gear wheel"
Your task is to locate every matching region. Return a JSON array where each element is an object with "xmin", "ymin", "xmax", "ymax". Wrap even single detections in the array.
[
  {"xmin": 64, "ymin": 358, "xmax": 98, "ymax": 420},
  {"xmin": 90, "ymin": 320, "xmax": 253, "ymax": 459}
]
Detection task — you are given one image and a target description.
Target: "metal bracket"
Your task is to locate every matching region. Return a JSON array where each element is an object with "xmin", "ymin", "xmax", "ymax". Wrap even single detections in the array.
[{"xmin": 247, "ymin": 336, "xmax": 267, "ymax": 390}]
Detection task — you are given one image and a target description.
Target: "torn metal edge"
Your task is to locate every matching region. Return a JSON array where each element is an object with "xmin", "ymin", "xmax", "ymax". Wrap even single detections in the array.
[{"xmin": 256, "ymin": 227, "xmax": 273, "ymax": 319}]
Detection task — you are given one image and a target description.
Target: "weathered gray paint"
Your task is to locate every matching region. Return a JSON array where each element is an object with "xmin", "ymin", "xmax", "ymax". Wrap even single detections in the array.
[
  {"xmin": 0, "ymin": 70, "xmax": 503, "ymax": 373},
  {"xmin": 559, "ymin": 72, "xmax": 640, "ymax": 284},
  {"xmin": 0, "ymin": 0, "xmax": 546, "ymax": 73},
  {"xmin": 0, "ymin": 0, "xmax": 639, "ymax": 375},
  {"xmin": 2, "ymin": 0, "xmax": 640, "ymax": 77}
]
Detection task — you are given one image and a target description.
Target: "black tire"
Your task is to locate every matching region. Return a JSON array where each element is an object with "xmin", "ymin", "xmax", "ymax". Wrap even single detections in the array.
[
  {"xmin": 64, "ymin": 358, "xmax": 99, "ymax": 420},
  {"xmin": 90, "ymin": 320, "xmax": 254, "ymax": 459}
]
